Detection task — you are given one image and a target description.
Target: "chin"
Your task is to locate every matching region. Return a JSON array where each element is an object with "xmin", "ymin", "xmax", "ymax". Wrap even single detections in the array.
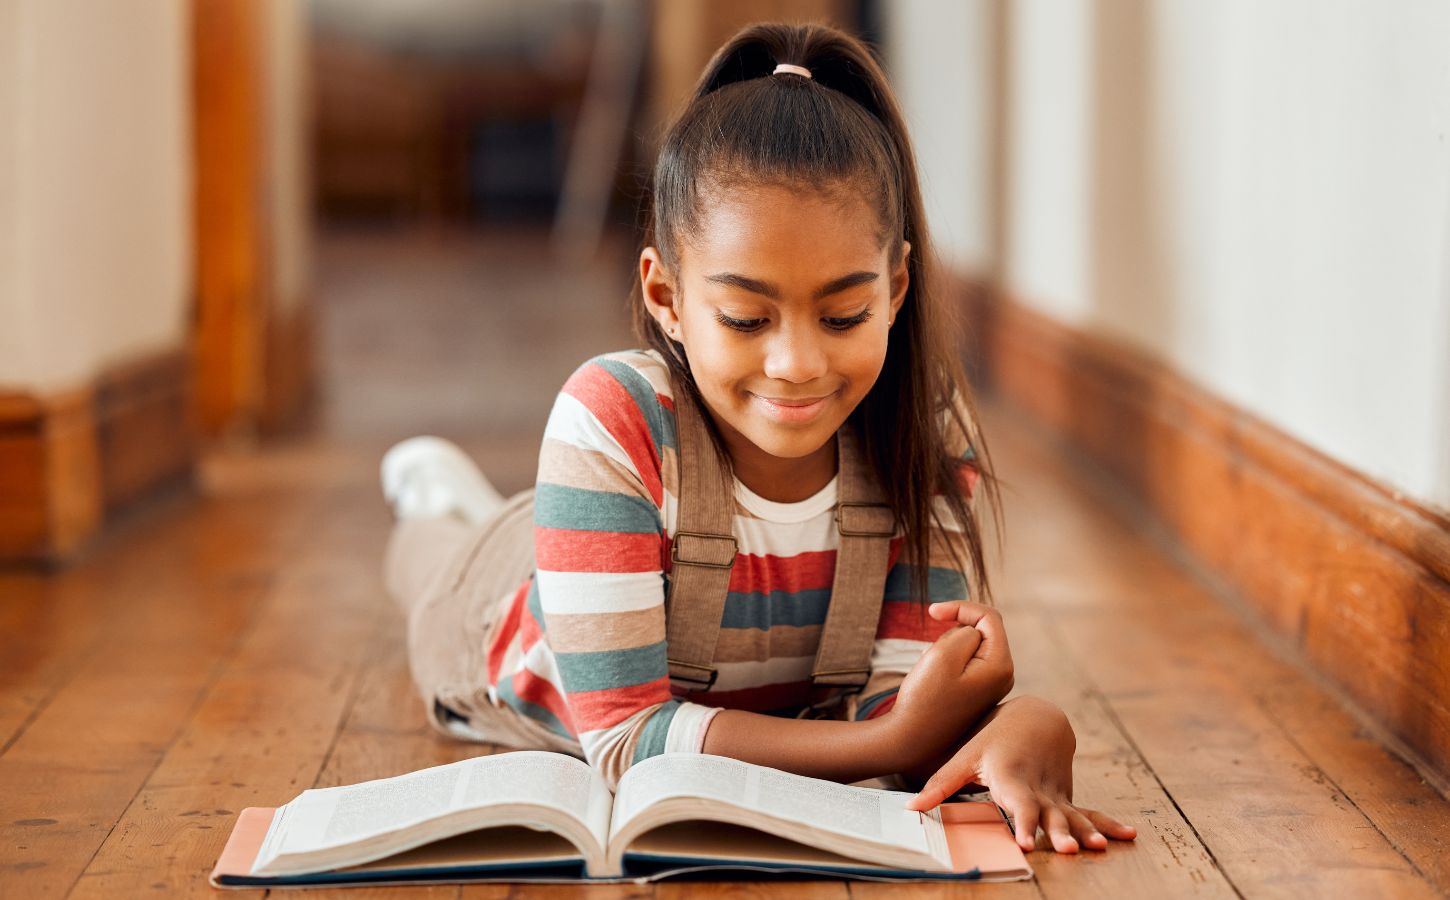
[{"xmin": 740, "ymin": 421, "xmax": 835, "ymax": 460}]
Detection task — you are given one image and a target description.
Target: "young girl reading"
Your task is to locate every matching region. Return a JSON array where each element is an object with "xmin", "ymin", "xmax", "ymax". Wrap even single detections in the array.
[{"xmin": 380, "ymin": 21, "xmax": 1135, "ymax": 856}]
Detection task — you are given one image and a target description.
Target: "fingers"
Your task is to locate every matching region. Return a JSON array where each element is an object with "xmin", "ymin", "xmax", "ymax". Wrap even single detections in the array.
[
  {"xmin": 904, "ymin": 747, "xmax": 982, "ymax": 813},
  {"xmin": 931, "ymin": 617, "xmax": 983, "ymax": 664},
  {"xmin": 1064, "ymin": 806, "xmax": 1106, "ymax": 850},
  {"xmin": 904, "ymin": 781, "xmax": 950, "ymax": 813},
  {"xmin": 1041, "ymin": 805, "xmax": 1079, "ymax": 854},
  {"xmin": 928, "ymin": 600, "xmax": 992, "ymax": 626},
  {"xmin": 930, "ymin": 602, "xmax": 1011, "ymax": 662},
  {"xmin": 1005, "ymin": 795, "xmax": 1041, "ymax": 852},
  {"xmin": 1084, "ymin": 807, "xmax": 1138, "ymax": 841},
  {"xmin": 914, "ymin": 618, "xmax": 983, "ymax": 676}
]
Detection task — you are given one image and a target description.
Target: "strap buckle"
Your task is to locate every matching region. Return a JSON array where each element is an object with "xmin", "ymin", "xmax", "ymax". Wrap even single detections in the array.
[
  {"xmin": 835, "ymin": 502, "xmax": 895, "ymax": 537},
  {"xmin": 670, "ymin": 531, "xmax": 738, "ymax": 568},
  {"xmin": 810, "ymin": 667, "xmax": 872, "ymax": 688},
  {"xmin": 667, "ymin": 659, "xmax": 719, "ymax": 690}
]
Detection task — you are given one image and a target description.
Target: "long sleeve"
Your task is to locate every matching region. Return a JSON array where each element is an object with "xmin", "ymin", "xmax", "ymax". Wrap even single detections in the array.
[{"xmin": 529, "ymin": 354, "xmax": 718, "ymax": 788}]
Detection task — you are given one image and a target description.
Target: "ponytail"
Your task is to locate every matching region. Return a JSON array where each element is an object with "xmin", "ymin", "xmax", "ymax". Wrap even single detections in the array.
[{"xmin": 630, "ymin": 21, "xmax": 1001, "ymax": 609}]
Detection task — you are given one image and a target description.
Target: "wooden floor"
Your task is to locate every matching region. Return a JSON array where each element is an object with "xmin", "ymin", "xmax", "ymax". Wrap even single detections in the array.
[{"xmin": 3, "ymin": 227, "xmax": 1449, "ymax": 899}]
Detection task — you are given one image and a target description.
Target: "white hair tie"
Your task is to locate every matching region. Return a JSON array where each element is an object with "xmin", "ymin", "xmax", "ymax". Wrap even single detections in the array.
[{"xmin": 772, "ymin": 63, "xmax": 812, "ymax": 79}]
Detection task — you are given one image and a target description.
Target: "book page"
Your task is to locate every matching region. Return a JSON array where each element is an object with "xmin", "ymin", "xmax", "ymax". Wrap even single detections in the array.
[
  {"xmin": 267, "ymin": 752, "xmax": 612, "ymax": 857},
  {"xmin": 611, "ymin": 754, "xmax": 941, "ymax": 861}
]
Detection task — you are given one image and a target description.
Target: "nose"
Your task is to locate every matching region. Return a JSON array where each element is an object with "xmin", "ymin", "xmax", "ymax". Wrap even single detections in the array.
[{"xmin": 760, "ymin": 315, "xmax": 829, "ymax": 384}]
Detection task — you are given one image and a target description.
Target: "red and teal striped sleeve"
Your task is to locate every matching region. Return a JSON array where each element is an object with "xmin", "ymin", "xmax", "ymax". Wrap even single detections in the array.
[{"xmin": 528, "ymin": 353, "xmax": 718, "ymax": 788}]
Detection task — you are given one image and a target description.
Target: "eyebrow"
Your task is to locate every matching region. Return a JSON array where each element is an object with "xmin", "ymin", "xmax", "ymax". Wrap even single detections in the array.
[{"xmin": 703, "ymin": 270, "xmax": 879, "ymax": 301}]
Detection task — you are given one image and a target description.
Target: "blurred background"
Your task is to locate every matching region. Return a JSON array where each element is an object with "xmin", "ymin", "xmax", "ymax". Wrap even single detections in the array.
[
  {"xmin": 1, "ymin": 0, "xmax": 1448, "ymax": 560},
  {"xmin": 5, "ymin": 4, "xmax": 1450, "ymax": 877}
]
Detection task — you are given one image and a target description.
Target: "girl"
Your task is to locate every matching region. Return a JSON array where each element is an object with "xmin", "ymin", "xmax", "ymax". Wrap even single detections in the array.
[{"xmin": 381, "ymin": 21, "xmax": 1135, "ymax": 855}]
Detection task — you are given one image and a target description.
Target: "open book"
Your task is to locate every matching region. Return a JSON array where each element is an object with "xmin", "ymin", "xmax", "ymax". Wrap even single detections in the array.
[{"xmin": 211, "ymin": 752, "xmax": 1032, "ymax": 887}]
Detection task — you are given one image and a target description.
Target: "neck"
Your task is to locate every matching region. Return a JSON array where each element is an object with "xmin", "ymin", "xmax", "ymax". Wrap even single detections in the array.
[{"xmin": 726, "ymin": 434, "xmax": 838, "ymax": 503}]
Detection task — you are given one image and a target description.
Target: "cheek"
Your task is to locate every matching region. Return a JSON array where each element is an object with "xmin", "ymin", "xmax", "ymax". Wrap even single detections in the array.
[{"xmin": 838, "ymin": 332, "xmax": 890, "ymax": 383}]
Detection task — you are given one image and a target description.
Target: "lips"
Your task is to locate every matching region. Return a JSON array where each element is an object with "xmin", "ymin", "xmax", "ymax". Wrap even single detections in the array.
[
  {"xmin": 756, "ymin": 395, "xmax": 831, "ymax": 406},
  {"xmin": 750, "ymin": 391, "xmax": 835, "ymax": 424}
]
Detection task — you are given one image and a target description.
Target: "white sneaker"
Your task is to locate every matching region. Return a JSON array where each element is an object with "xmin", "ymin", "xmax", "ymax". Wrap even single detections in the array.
[{"xmin": 380, "ymin": 436, "xmax": 507, "ymax": 524}]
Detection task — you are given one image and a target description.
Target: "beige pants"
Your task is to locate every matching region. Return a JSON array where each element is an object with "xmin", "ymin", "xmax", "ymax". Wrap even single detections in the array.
[{"xmin": 382, "ymin": 488, "xmax": 578, "ymax": 754}]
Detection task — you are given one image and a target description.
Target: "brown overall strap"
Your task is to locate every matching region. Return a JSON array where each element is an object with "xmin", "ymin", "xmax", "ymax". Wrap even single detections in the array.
[
  {"xmin": 663, "ymin": 371, "xmax": 894, "ymax": 694},
  {"xmin": 663, "ymin": 375, "xmax": 737, "ymax": 691},
  {"xmin": 812, "ymin": 424, "xmax": 895, "ymax": 689}
]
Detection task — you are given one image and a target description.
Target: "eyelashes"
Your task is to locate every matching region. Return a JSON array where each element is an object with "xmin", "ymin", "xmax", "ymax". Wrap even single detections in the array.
[{"xmin": 713, "ymin": 310, "xmax": 875, "ymax": 333}]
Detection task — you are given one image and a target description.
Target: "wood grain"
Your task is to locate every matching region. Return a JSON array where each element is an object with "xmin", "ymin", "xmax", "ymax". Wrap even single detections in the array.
[
  {"xmin": 0, "ymin": 346, "xmax": 197, "ymax": 566},
  {"xmin": 192, "ymin": 0, "xmax": 266, "ymax": 435},
  {"xmin": 68, "ymin": 489, "xmax": 382, "ymax": 898},
  {"xmin": 94, "ymin": 348, "xmax": 197, "ymax": 513},
  {"xmin": 0, "ymin": 389, "xmax": 101, "ymax": 563},
  {"xmin": 260, "ymin": 301, "xmax": 316, "ymax": 434},
  {"xmin": 988, "ymin": 407, "xmax": 1447, "ymax": 897}
]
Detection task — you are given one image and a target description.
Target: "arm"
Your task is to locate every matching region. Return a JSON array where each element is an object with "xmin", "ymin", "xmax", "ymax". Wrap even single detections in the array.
[
  {"xmin": 700, "ymin": 709, "xmax": 901, "ymax": 784},
  {"xmin": 700, "ymin": 440, "xmax": 1010, "ymax": 782},
  {"xmin": 700, "ymin": 602, "xmax": 1007, "ymax": 782}
]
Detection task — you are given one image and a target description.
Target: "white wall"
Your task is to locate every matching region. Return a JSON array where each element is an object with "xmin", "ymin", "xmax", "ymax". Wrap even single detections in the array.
[
  {"xmin": 0, "ymin": 0, "xmax": 28, "ymax": 379},
  {"xmin": 0, "ymin": 0, "xmax": 191, "ymax": 393},
  {"xmin": 886, "ymin": 0, "xmax": 1450, "ymax": 510},
  {"xmin": 882, "ymin": 0, "xmax": 993, "ymax": 274}
]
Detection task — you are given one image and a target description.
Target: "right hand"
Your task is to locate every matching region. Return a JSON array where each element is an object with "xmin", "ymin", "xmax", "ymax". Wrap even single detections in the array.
[{"xmin": 886, "ymin": 602, "xmax": 1015, "ymax": 769}]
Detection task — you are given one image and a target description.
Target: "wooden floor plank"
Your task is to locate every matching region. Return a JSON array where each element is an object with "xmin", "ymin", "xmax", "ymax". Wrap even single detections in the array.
[
  {"xmin": 1058, "ymin": 606, "xmax": 1440, "ymax": 899},
  {"xmin": 66, "ymin": 487, "xmax": 385, "ymax": 898},
  {"xmin": 1002, "ymin": 608, "xmax": 1234, "ymax": 900},
  {"xmin": 301, "ymin": 611, "xmax": 483, "ymax": 900},
  {"xmin": 989, "ymin": 410, "xmax": 1445, "ymax": 898},
  {"xmin": 0, "ymin": 493, "xmax": 277, "ymax": 752},
  {"xmin": 0, "ymin": 572, "xmax": 94, "ymax": 752},
  {"xmin": 0, "ymin": 492, "xmax": 324, "ymax": 897},
  {"xmin": 311, "ymin": 611, "xmax": 491, "ymax": 793},
  {"xmin": 1253, "ymin": 679, "xmax": 1450, "ymax": 892}
]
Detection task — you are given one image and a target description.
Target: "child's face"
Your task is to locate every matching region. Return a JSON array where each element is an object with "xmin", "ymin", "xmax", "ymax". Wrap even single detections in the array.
[{"xmin": 640, "ymin": 182, "xmax": 908, "ymax": 496}]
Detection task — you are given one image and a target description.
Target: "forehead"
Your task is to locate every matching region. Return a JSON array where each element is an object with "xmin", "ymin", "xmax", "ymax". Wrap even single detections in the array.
[{"xmin": 681, "ymin": 182, "xmax": 886, "ymax": 278}]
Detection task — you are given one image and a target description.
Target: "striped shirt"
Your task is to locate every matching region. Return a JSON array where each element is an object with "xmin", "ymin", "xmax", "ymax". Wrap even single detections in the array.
[{"xmin": 482, "ymin": 349, "xmax": 980, "ymax": 788}]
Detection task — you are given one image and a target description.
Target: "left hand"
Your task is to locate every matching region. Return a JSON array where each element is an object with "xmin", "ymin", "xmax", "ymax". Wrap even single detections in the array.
[
  {"xmin": 903, "ymin": 695, "xmax": 1137, "ymax": 854},
  {"xmin": 889, "ymin": 600, "xmax": 1016, "ymax": 770}
]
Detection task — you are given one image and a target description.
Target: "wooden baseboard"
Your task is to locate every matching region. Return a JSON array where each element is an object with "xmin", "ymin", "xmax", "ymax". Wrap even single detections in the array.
[
  {"xmin": 1, "ymin": 347, "xmax": 197, "ymax": 565},
  {"xmin": 963, "ymin": 279, "xmax": 1450, "ymax": 783},
  {"xmin": 0, "ymin": 390, "xmax": 103, "ymax": 562},
  {"xmin": 260, "ymin": 300, "xmax": 315, "ymax": 434}
]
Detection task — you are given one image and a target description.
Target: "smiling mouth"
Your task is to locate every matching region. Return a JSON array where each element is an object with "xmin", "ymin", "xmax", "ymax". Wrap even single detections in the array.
[
  {"xmin": 755, "ymin": 395, "xmax": 831, "ymax": 407},
  {"xmin": 749, "ymin": 391, "xmax": 836, "ymax": 423}
]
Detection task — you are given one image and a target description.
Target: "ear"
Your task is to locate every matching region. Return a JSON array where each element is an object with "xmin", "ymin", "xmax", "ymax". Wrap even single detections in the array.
[
  {"xmin": 888, "ymin": 240, "xmax": 911, "ymax": 325},
  {"xmin": 640, "ymin": 247, "xmax": 681, "ymax": 338}
]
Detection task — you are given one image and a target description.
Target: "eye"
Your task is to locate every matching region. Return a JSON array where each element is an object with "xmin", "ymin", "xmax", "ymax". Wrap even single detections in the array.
[
  {"xmin": 714, "ymin": 312, "xmax": 766, "ymax": 332},
  {"xmin": 713, "ymin": 309, "xmax": 876, "ymax": 334},
  {"xmin": 824, "ymin": 310, "xmax": 874, "ymax": 331}
]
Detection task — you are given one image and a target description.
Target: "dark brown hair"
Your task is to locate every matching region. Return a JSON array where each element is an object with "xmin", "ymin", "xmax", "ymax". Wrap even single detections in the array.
[{"xmin": 629, "ymin": 21, "xmax": 1001, "ymax": 607}]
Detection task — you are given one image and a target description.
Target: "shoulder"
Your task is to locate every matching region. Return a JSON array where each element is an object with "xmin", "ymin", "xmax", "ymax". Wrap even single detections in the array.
[
  {"xmin": 557, "ymin": 350, "xmax": 675, "ymax": 438},
  {"xmin": 547, "ymin": 350, "xmax": 678, "ymax": 488},
  {"xmin": 561, "ymin": 349, "xmax": 674, "ymax": 408}
]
